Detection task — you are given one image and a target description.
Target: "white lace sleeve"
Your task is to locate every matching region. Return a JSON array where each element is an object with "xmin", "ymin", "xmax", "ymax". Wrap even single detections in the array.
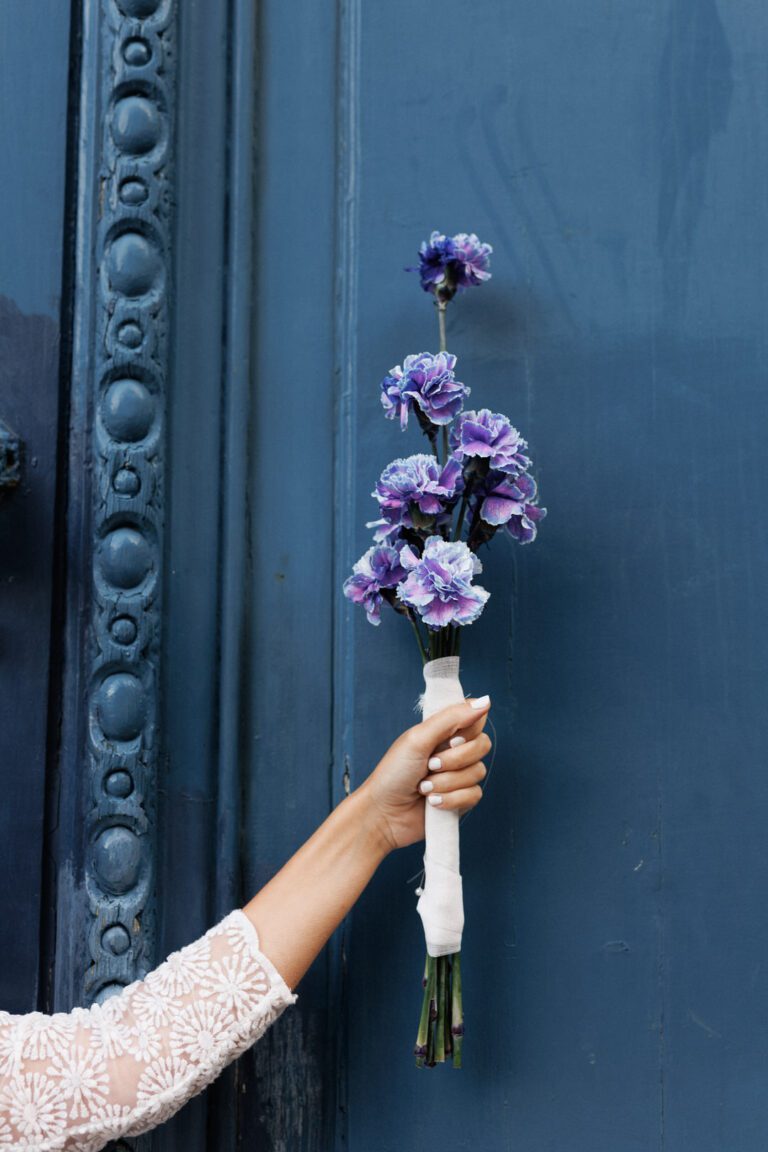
[{"xmin": 0, "ymin": 909, "xmax": 296, "ymax": 1152}]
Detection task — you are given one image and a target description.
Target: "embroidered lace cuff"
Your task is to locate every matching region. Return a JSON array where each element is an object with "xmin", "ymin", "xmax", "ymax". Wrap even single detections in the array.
[{"xmin": 0, "ymin": 909, "xmax": 297, "ymax": 1151}]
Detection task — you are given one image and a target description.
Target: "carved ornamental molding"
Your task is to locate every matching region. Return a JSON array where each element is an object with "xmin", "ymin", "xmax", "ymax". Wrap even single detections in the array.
[{"xmin": 83, "ymin": 0, "xmax": 175, "ymax": 1004}]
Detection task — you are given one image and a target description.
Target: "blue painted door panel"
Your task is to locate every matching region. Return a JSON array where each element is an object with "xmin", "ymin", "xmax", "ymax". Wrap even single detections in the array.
[
  {"xmin": 339, "ymin": 3, "xmax": 768, "ymax": 1150},
  {"xmin": 0, "ymin": 3, "xmax": 72, "ymax": 1014},
  {"xmin": 2, "ymin": 1, "xmax": 768, "ymax": 1150}
]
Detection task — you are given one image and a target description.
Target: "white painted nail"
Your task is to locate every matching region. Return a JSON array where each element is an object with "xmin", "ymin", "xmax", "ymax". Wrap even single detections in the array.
[
  {"xmin": 427, "ymin": 756, "xmax": 442, "ymax": 771},
  {"xmin": 449, "ymin": 735, "xmax": 466, "ymax": 748},
  {"xmin": 419, "ymin": 780, "xmax": 434, "ymax": 794},
  {"xmin": 470, "ymin": 695, "xmax": 491, "ymax": 710},
  {"xmin": 427, "ymin": 794, "xmax": 443, "ymax": 806}
]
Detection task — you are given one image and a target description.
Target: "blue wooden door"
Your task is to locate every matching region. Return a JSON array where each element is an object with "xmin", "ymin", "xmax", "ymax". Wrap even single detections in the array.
[
  {"xmin": 0, "ymin": 2, "xmax": 73, "ymax": 1016},
  {"xmin": 2, "ymin": 1, "xmax": 768, "ymax": 1150},
  {"xmin": 256, "ymin": 3, "xmax": 768, "ymax": 1147}
]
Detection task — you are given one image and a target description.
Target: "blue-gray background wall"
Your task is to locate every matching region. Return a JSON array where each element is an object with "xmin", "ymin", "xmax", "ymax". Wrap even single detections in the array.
[
  {"xmin": 341, "ymin": 4, "xmax": 768, "ymax": 1149},
  {"xmin": 1, "ymin": 1, "xmax": 767, "ymax": 1150}
]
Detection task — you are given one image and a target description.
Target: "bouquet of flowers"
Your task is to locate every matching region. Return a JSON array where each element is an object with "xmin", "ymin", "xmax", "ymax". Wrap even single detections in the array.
[{"xmin": 344, "ymin": 231, "xmax": 546, "ymax": 1067}]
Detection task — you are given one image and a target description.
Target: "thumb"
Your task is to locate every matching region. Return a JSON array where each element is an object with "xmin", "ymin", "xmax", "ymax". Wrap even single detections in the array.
[{"xmin": 407, "ymin": 696, "xmax": 491, "ymax": 756}]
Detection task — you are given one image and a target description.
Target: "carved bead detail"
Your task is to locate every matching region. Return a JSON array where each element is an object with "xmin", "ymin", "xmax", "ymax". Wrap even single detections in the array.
[
  {"xmin": 117, "ymin": 0, "xmax": 160, "ymax": 17},
  {"xmin": 122, "ymin": 36, "xmax": 152, "ymax": 66},
  {"xmin": 95, "ymin": 673, "xmax": 147, "ymax": 742},
  {"xmin": 100, "ymin": 527, "xmax": 152, "ymax": 590},
  {"xmin": 112, "ymin": 95, "xmax": 161, "ymax": 155},
  {"xmin": 110, "ymin": 616, "xmax": 138, "ymax": 645},
  {"xmin": 113, "ymin": 466, "xmax": 141, "ymax": 496},
  {"xmin": 104, "ymin": 769, "xmax": 135, "ymax": 797},
  {"xmin": 92, "ymin": 826, "xmax": 143, "ymax": 895},
  {"xmin": 116, "ymin": 320, "xmax": 144, "ymax": 347},
  {"xmin": 103, "ymin": 379, "xmax": 154, "ymax": 441},
  {"xmin": 102, "ymin": 924, "xmax": 132, "ymax": 955},
  {"xmin": 106, "ymin": 231, "xmax": 161, "ymax": 297},
  {"xmin": 118, "ymin": 178, "xmax": 149, "ymax": 207}
]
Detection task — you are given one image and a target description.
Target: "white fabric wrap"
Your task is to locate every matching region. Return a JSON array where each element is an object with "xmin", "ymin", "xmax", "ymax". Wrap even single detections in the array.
[{"xmin": 416, "ymin": 655, "xmax": 465, "ymax": 957}]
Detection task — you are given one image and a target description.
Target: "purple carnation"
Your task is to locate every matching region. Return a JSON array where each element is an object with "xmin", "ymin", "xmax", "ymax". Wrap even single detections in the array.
[
  {"xmin": 450, "ymin": 408, "xmax": 531, "ymax": 475},
  {"xmin": 477, "ymin": 470, "xmax": 547, "ymax": 544},
  {"xmin": 366, "ymin": 454, "xmax": 464, "ymax": 541},
  {"xmin": 415, "ymin": 231, "xmax": 493, "ymax": 301},
  {"xmin": 450, "ymin": 233, "xmax": 493, "ymax": 286},
  {"xmin": 380, "ymin": 351, "xmax": 469, "ymax": 430},
  {"xmin": 396, "ymin": 537, "xmax": 490, "ymax": 629},
  {"xmin": 343, "ymin": 544, "xmax": 408, "ymax": 625}
]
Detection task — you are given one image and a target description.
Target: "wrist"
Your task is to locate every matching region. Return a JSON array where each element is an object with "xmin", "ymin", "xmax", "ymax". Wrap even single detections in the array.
[{"xmin": 345, "ymin": 783, "xmax": 393, "ymax": 862}]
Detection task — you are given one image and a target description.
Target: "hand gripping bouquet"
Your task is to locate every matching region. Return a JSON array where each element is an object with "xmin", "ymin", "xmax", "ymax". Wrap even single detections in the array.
[{"xmin": 344, "ymin": 232, "xmax": 546, "ymax": 1067}]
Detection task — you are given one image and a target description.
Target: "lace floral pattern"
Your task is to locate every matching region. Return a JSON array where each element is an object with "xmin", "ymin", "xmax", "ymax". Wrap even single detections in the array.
[{"xmin": 0, "ymin": 910, "xmax": 296, "ymax": 1151}]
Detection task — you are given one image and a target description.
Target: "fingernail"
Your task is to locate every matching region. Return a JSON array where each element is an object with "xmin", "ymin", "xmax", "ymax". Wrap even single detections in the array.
[
  {"xmin": 427, "ymin": 794, "xmax": 443, "ymax": 806},
  {"xmin": 449, "ymin": 735, "xmax": 466, "ymax": 748},
  {"xmin": 419, "ymin": 780, "xmax": 434, "ymax": 794},
  {"xmin": 427, "ymin": 756, "xmax": 442, "ymax": 771},
  {"xmin": 470, "ymin": 695, "xmax": 491, "ymax": 710}
]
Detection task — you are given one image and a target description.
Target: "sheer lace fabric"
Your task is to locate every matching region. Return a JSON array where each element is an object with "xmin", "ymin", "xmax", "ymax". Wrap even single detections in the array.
[{"xmin": 0, "ymin": 910, "xmax": 296, "ymax": 1151}]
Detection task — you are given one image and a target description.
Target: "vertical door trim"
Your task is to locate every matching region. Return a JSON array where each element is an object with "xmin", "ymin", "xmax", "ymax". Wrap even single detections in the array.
[
  {"xmin": 60, "ymin": 0, "xmax": 178, "ymax": 1009},
  {"xmin": 330, "ymin": 0, "xmax": 362, "ymax": 1145}
]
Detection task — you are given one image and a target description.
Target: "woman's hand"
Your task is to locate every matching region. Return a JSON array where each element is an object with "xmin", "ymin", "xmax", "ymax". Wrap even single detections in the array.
[
  {"xmin": 357, "ymin": 696, "xmax": 492, "ymax": 852},
  {"xmin": 245, "ymin": 696, "xmax": 492, "ymax": 988}
]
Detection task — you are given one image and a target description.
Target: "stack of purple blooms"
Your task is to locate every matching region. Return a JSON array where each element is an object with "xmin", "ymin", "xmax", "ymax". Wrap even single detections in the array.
[
  {"xmin": 344, "ymin": 232, "xmax": 546, "ymax": 1071},
  {"xmin": 343, "ymin": 231, "xmax": 545, "ymax": 658}
]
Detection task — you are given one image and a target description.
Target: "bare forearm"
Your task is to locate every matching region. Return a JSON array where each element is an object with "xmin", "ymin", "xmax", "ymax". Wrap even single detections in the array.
[
  {"xmin": 242, "ymin": 784, "xmax": 388, "ymax": 989},
  {"xmin": 241, "ymin": 696, "xmax": 490, "ymax": 991}
]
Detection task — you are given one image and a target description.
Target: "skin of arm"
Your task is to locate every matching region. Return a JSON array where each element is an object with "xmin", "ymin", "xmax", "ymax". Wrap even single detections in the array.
[
  {"xmin": 243, "ymin": 696, "xmax": 491, "ymax": 989},
  {"xmin": 0, "ymin": 702, "xmax": 489, "ymax": 1152}
]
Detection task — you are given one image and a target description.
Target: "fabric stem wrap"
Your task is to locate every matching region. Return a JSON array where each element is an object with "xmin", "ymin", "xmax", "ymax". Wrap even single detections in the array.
[{"xmin": 416, "ymin": 655, "xmax": 465, "ymax": 957}]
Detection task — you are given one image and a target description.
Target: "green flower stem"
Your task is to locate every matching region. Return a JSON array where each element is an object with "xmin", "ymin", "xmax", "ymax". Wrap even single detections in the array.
[
  {"xmin": 466, "ymin": 496, "xmax": 484, "ymax": 551},
  {"xmin": 408, "ymin": 611, "xmax": 428, "ymax": 665},
  {"xmin": 437, "ymin": 299, "xmax": 448, "ymax": 353},
  {"xmin": 443, "ymin": 956, "xmax": 453, "ymax": 1059},
  {"xmin": 437, "ymin": 301, "xmax": 449, "ymax": 466},
  {"xmin": 415, "ymin": 950, "xmax": 463, "ymax": 1069},
  {"xmin": 452, "ymin": 493, "xmax": 469, "ymax": 543},
  {"xmin": 451, "ymin": 951, "xmax": 464, "ymax": 1069},
  {"xmin": 415, "ymin": 955, "xmax": 435, "ymax": 1067},
  {"xmin": 435, "ymin": 956, "xmax": 447, "ymax": 1062},
  {"xmin": 452, "ymin": 476, "xmax": 475, "ymax": 543},
  {"xmin": 427, "ymin": 961, "xmax": 438, "ymax": 1067}
]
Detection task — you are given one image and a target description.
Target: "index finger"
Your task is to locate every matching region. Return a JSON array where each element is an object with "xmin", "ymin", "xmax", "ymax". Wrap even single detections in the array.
[
  {"xmin": 438, "ymin": 708, "xmax": 489, "ymax": 751},
  {"xmin": 407, "ymin": 697, "xmax": 491, "ymax": 757}
]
